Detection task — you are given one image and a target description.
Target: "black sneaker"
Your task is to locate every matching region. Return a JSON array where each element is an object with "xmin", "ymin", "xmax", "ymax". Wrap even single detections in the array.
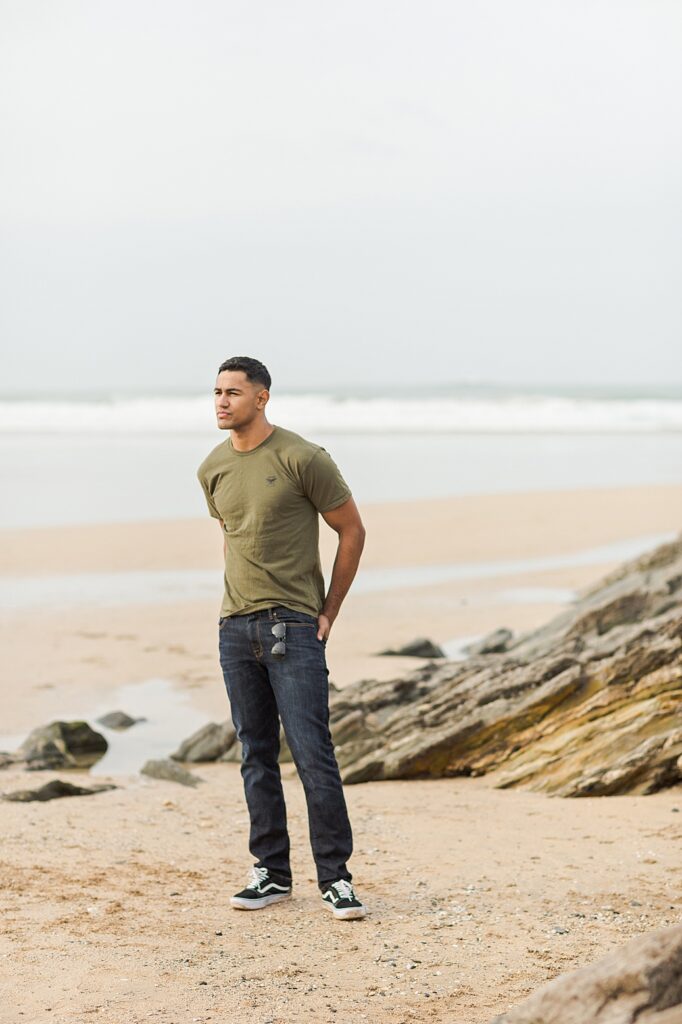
[
  {"xmin": 230, "ymin": 866, "xmax": 292, "ymax": 910},
  {"xmin": 321, "ymin": 879, "xmax": 366, "ymax": 920}
]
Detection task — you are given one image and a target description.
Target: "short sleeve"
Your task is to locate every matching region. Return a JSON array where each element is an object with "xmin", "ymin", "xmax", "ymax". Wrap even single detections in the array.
[
  {"xmin": 300, "ymin": 449, "xmax": 352, "ymax": 513},
  {"xmin": 197, "ymin": 471, "xmax": 222, "ymax": 520}
]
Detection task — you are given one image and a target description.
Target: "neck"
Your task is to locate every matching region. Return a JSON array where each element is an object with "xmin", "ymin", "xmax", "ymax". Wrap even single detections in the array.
[{"xmin": 230, "ymin": 417, "xmax": 274, "ymax": 452}]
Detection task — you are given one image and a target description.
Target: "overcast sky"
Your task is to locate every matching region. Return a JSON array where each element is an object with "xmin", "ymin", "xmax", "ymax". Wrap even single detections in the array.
[{"xmin": 1, "ymin": 0, "xmax": 680, "ymax": 393}]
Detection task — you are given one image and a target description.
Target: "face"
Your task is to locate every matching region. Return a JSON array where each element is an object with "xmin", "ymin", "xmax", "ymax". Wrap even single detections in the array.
[{"xmin": 214, "ymin": 370, "xmax": 268, "ymax": 430}]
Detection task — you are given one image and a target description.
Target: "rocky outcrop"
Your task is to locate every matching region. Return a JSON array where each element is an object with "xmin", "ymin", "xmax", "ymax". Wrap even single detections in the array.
[
  {"xmin": 171, "ymin": 721, "xmax": 237, "ymax": 762},
  {"xmin": 96, "ymin": 711, "xmax": 144, "ymax": 730},
  {"xmin": 489, "ymin": 923, "xmax": 682, "ymax": 1023},
  {"xmin": 329, "ymin": 536, "xmax": 682, "ymax": 794},
  {"xmin": 141, "ymin": 758, "xmax": 203, "ymax": 788},
  {"xmin": 2, "ymin": 780, "xmax": 117, "ymax": 802},
  {"xmin": 464, "ymin": 627, "xmax": 514, "ymax": 655},
  {"xmin": 173, "ymin": 721, "xmax": 293, "ymax": 764},
  {"xmin": 378, "ymin": 638, "xmax": 446, "ymax": 658},
  {"xmin": 0, "ymin": 721, "xmax": 109, "ymax": 771}
]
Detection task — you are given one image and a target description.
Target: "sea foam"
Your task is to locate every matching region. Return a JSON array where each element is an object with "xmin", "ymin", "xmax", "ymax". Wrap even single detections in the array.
[{"xmin": 1, "ymin": 390, "xmax": 681, "ymax": 434}]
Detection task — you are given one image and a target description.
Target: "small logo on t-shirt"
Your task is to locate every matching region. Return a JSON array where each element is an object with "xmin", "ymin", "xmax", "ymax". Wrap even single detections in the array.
[{"xmin": 266, "ymin": 475, "xmax": 277, "ymax": 486}]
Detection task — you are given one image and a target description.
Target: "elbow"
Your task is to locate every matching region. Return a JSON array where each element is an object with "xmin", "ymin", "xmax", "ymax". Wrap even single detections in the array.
[
  {"xmin": 356, "ymin": 522, "xmax": 367, "ymax": 550},
  {"xmin": 339, "ymin": 521, "xmax": 366, "ymax": 547}
]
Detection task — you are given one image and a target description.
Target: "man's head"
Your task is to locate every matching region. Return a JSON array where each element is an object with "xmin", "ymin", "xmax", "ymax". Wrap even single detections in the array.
[{"xmin": 214, "ymin": 356, "xmax": 271, "ymax": 431}]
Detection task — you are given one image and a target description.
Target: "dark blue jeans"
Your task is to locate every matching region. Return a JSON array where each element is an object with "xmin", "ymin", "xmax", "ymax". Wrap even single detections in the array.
[{"xmin": 218, "ymin": 604, "xmax": 353, "ymax": 891}]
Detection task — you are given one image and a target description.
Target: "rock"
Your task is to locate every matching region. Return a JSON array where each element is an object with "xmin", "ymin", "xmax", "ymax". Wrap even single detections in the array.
[
  {"xmin": 96, "ymin": 711, "xmax": 143, "ymax": 730},
  {"xmin": 643, "ymin": 1009, "xmax": 682, "ymax": 1024},
  {"xmin": 329, "ymin": 535, "xmax": 682, "ymax": 794},
  {"xmin": 171, "ymin": 724, "xmax": 294, "ymax": 764},
  {"xmin": 2, "ymin": 779, "xmax": 117, "ymax": 802},
  {"xmin": 218, "ymin": 741, "xmax": 242, "ymax": 763},
  {"xmin": 141, "ymin": 758, "xmax": 203, "ymax": 787},
  {"xmin": 18, "ymin": 721, "xmax": 108, "ymax": 770},
  {"xmin": 464, "ymin": 628, "xmax": 514, "ymax": 655},
  {"xmin": 378, "ymin": 638, "xmax": 446, "ymax": 658},
  {"xmin": 488, "ymin": 923, "xmax": 682, "ymax": 1023},
  {"xmin": 171, "ymin": 721, "xmax": 237, "ymax": 762}
]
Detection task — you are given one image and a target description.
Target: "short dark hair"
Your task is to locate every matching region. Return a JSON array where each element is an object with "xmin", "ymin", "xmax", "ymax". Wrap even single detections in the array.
[{"xmin": 217, "ymin": 356, "xmax": 271, "ymax": 390}]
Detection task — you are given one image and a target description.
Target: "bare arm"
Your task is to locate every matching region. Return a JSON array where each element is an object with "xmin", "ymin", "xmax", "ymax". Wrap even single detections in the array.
[{"xmin": 318, "ymin": 497, "xmax": 366, "ymax": 641}]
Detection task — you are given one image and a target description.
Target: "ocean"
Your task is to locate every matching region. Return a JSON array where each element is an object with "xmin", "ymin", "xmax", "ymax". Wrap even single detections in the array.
[{"xmin": 1, "ymin": 383, "xmax": 681, "ymax": 528}]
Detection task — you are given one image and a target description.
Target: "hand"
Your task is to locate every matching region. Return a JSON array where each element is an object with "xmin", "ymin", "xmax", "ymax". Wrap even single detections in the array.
[{"xmin": 317, "ymin": 613, "xmax": 332, "ymax": 643}]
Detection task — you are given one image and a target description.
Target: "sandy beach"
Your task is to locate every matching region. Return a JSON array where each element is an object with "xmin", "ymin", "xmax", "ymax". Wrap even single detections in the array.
[
  {"xmin": 1, "ymin": 482, "xmax": 681, "ymax": 1024},
  {"xmin": 4, "ymin": 0, "xmax": 681, "ymax": 1016}
]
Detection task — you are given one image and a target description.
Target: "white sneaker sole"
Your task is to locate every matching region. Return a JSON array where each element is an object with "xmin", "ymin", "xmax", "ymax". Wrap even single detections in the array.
[
  {"xmin": 230, "ymin": 891, "xmax": 292, "ymax": 910},
  {"xmin": 322, "ymin": 900, "xmax": 367, "ymax": 920}
]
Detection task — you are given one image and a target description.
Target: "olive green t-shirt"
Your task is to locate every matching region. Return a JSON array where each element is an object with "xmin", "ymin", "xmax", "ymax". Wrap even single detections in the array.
[{"xmin": 197, "ymin": 425, "xmax": 352, "ymax": 618}]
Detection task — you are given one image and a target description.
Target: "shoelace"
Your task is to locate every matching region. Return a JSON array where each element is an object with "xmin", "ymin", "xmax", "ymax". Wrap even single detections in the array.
[
  {"xmin": 332, "ymin": 879, "xmax": 355, "ymax": 900},
  {"xmin": 247, "ymin": 865, "xmax": 270, "ymax": 890}
]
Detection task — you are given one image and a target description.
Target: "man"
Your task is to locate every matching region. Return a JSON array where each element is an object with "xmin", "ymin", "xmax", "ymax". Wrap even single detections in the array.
[{"xmin": 197, "ymin": 356, "xmax": 367, "ymax": 921}]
